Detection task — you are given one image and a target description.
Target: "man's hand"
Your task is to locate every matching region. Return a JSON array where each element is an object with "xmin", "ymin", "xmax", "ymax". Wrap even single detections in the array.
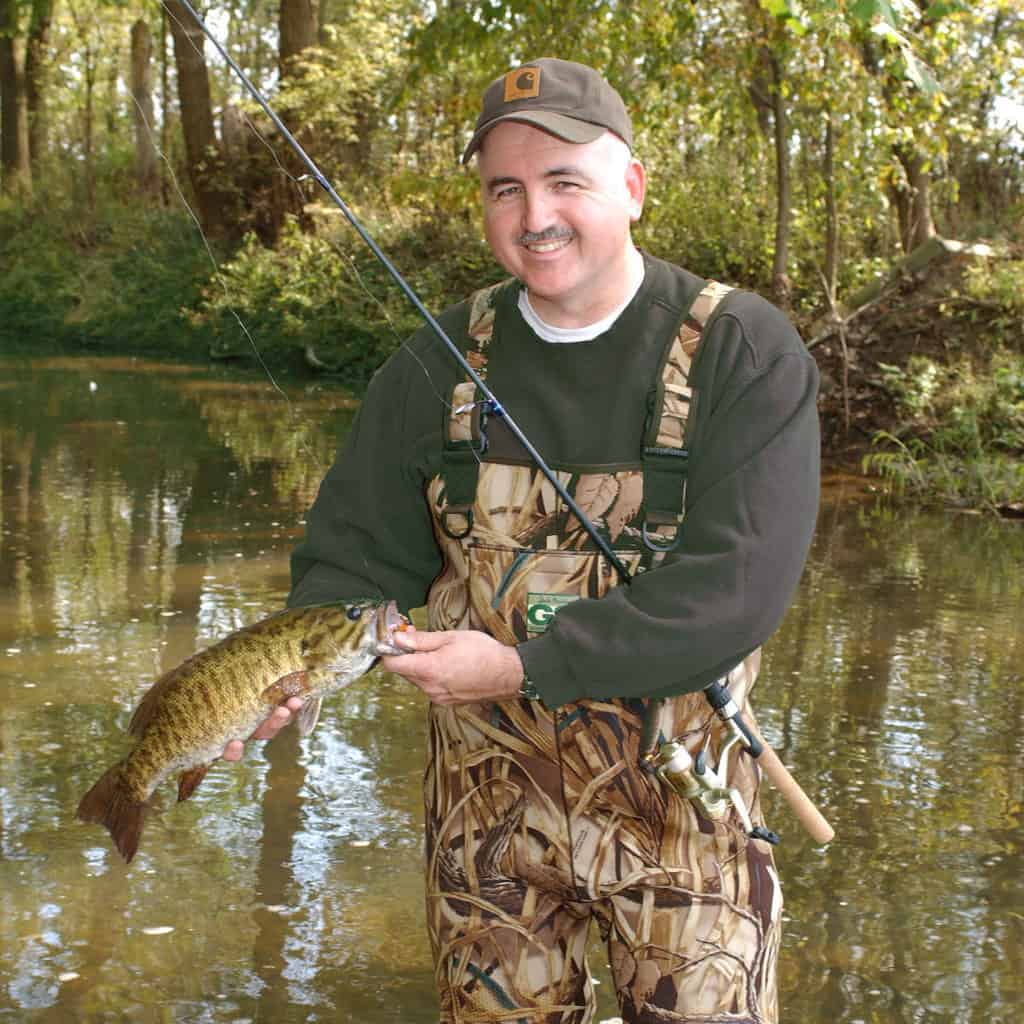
[
  {"xmin": 221, "ymin": 696, "xmax": 305, "ymax": 762},
  {"xmin": 381, "ymin": 627, "xmax": 524, "ymax": 704}
]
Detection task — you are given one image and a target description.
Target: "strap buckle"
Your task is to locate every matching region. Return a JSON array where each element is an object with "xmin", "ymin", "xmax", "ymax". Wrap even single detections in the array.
[
  {"xmin": 640, "ymin": 445, "xmax": 688, "ymax": 553},
  {"xmin": 439, "ymin": 504, "xmax": 474, "ymax": 539},
  {"xmin": 641, "ymin": 520, "xmax": 682, "ymax": 552}
]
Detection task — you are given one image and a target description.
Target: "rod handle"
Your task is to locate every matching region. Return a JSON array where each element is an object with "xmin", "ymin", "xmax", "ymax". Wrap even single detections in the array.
[{"xmin": 751, "ymin": 729, "xmax": 835, "ymax": 845}]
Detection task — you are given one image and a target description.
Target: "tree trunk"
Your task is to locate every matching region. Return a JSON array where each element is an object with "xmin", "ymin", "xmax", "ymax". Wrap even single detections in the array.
[
  {"xmin": 893, "ymin": 142, "xmax": 936, "ymax": 253},
  {"xmin": 104, "ymin": 31, "xmax": 119, "ymax": 140},
  {"xmin": 82, "ymin": 41, "xmax": 95, "ymax": 212},
  {"xmin": 130, "ymin": 18, "xmax": 159, "ymax": 196},
  {"xmin": 160, "ymin": 4, "xmax": 170, "ymax": 204},
  {"xmin": 823, "ymin": 109, "xmax": 839, "ymax": 304},
  {"xmin": 0, "ymin": 0, "xmax": 33, "ymax": 196},
  {"xmin": 264, "ymin": 0, "xmax": 320, "ymax": 236},
  {"xmin": 163, "ymin": 0, "xmax": 230, "ymax": 236},
  {"xmin": 221, "ymin": 103, "xmax": 245, "ymax": 161},
  {"xmin": 857, "ymin": 32, "xmax": 938, "ymax": 255},
  {"xmin": 25, "ymin": 0, "xmax": 53, "ymax": 165},
  {"xmin": 767, "ymin": 52, "xmax": 792, "ymax": 310},
  {"xmin": 278, "ymin": 0, "xmax": 319, "ymax": 79}
]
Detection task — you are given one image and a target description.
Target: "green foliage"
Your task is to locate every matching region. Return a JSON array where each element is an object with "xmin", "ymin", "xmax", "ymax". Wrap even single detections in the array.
[
  {"xmin": 0, "ymin": 197, "xmax": 218, "ymax": 355},
  {"xmin": 877, "ymin": 355, "xmax": 945, "ymax": 418},
  {"xmin": 865, "ymin": 351, "xmax": 1024, "ymax": 510},
  {"xmin": 963, "ymin": 259, "xmax": 1024, "ymax": 319},
  {"xmin": 194, "ymin": 211, "xmax": 503, "ymax": 389},
  {"xmin": 863, "ymin": 432, "xmax": 1024, "ymax": 511}
]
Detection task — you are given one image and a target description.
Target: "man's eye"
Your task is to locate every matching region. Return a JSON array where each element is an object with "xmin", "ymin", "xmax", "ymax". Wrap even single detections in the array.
[
  {"xmin": 493, "ymin": 186, "xmax": 521, "ymax": 200},
  {"xmin": 554, "ymin": 181, "xmax": 581, "ymax": 191}
]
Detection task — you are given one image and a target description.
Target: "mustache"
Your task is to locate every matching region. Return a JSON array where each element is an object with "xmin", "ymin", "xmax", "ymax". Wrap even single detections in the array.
[{"xmin": 518, "ymin": 227, "xmax": 574, "ymax": 245}]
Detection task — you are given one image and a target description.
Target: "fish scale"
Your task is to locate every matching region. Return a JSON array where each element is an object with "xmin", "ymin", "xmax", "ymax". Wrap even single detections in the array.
[{"xmin": 77, "ymin": 598, "xmax": 406, "ymax": 862}]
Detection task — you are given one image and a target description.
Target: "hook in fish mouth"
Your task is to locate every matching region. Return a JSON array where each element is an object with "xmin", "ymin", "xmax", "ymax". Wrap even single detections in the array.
[{"xmin": 370, "ymin": 600, "xmax": 409, "ymax": 655}]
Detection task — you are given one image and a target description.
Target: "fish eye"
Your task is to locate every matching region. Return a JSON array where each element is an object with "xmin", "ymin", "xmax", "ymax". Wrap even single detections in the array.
[{"xmin": 346, "ymin": 605, "xmax": 364, "ymax": 621}]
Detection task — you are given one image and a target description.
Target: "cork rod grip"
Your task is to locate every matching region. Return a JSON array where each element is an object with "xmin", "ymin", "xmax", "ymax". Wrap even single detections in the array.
[{"xmin": 753, "ymin": 736, "xmax": 835, "ymax": 845}]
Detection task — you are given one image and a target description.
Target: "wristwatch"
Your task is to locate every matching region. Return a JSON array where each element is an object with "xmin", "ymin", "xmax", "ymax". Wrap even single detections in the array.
[{"xmin": 518, "ymin": 660, "xmax": 542, "ymax": 702}]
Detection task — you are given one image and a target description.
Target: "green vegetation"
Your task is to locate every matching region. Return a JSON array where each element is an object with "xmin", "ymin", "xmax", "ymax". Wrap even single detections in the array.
[
  {"xmin": 193, "ymin": 210, "xmax": 504, "ymax": 385},
  {"xmin": 864, "ymin": 340, "xmax": 1024, "ymax": 511},
  {"xmin": 0, "ymin": 197, "xmax": 219, "ymax": 358}
]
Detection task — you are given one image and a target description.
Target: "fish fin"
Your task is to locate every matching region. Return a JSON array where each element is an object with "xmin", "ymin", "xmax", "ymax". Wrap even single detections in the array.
[
  {"xmin": 177, "ymin": 763, "xmax": 212, "ymax": 803},
  {"xmin": 77, "ymin": 762, "xmax": 148, "ymax": 864},
  {"xmin": 296, "ymin": 696, "xmax": 323, "ymax": 737},
  {"xmin": 261, "ymin": 670, "xmax": 310, "ymax": 706}
]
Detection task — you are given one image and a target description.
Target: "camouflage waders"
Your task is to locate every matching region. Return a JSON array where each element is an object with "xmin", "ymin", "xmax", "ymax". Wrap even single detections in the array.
[{"xmin": 423, "ymin": 280, "xmax": 782, "ymax": 1023}]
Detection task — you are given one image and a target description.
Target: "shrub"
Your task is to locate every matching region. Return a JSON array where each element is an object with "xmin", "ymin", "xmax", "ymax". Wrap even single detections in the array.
[
  {"xmin": 194, "ymin": 211, "xmax": 504, "ymax": 388},
  {"xmin": 0, "ymin": 199, "xmax": 217, "ymax": 357},
  {"xmin": 864, "ymin": 351, "xmax": 1024, "ymax": 511}
]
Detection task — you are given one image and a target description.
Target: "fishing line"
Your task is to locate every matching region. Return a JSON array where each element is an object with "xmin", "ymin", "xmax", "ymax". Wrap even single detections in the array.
[
  {"xmin": 126, "ymin": 90, "xmax": 325, "ymax": 470},
  {"xmin": 157, "ymin": 2, "xmax": 475, "ymax": 604}
]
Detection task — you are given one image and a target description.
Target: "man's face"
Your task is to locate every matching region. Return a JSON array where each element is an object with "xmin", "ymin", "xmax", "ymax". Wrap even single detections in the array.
[{"xmin": 476, "ymin": 121, "xmax": 645, "ymax": 328}]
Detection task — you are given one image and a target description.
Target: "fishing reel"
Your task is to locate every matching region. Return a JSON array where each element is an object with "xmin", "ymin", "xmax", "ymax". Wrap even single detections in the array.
[{"xmin": 650, "ymin": 716, "xmax": 780, "ymax": 845}]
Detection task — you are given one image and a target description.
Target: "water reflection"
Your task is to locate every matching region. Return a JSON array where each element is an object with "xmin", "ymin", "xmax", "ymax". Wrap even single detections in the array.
[
  {"xmin": 1, "ymin": 357, "xmax": 1022, "ymax": 1023},
  {"xmin": 765, "ymin": 499, "xmax": 1024, "ymax": 1024}
]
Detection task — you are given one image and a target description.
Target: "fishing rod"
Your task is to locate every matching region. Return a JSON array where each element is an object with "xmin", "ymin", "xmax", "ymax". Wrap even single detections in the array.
[
  {"xmin": 173, "ymin": 0, "xmax": 632, "ymax": 585},
  {"xmin": 176, "ymin": 1, "xmax": 834, "ymax": 845}
]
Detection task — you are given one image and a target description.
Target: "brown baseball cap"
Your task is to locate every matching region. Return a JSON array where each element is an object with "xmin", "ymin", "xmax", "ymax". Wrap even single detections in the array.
[{"xmin": 461, "ymin": 58, "xmax": 633, "ymax": 164}]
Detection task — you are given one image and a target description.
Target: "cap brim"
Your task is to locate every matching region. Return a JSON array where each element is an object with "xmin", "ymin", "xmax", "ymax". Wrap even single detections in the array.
[{"xmin": 461, "ymin": 111, "xmax": 607, "ymax": 164}]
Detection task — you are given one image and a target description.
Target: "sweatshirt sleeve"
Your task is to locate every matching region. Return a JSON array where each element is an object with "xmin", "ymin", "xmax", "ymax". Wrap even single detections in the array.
[
  {"xmin": 287, "ymin": 338, "xmax": 449, "ymax": 612},
  {"xmin": 519, "ymin": 294, "xmax": 820, "ymax": 706}
]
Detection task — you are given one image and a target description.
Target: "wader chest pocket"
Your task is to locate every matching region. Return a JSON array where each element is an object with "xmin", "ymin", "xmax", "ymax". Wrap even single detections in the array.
[{"xmin": 467, "ymin": 541, "xmax": 639, "ymax": 643}]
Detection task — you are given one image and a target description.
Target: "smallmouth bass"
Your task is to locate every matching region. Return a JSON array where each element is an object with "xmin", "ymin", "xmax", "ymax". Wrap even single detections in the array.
[{"xmin": 77, "ymin": 599, "xmax": 406, "ymax": 863}]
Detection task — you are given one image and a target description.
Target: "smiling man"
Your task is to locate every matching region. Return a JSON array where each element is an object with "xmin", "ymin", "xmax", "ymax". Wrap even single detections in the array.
[
  {"xmin": 237, "ymin": 58, "xmax": 821, "ymax": 1023},
  {"xmin": 477, "ymin": 122, "xmax": 645, "ymax": 326}
]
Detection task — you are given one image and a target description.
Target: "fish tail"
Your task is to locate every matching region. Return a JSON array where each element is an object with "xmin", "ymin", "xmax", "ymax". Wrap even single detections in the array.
[{"xmin": 77, "ymin": 761, "xmax": 148, "ymax": 864}]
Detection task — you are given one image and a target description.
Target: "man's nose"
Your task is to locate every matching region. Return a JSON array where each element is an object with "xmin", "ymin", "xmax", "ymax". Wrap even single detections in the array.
[{"xmin": 522, "ymin": 189, "xmax": 556, "ymax": 234}]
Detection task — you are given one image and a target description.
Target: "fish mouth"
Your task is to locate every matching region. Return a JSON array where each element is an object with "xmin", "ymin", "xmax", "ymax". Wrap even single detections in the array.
[{"xmin": 369, "ymin": 600, "xmax": 409, "ymax": 655}]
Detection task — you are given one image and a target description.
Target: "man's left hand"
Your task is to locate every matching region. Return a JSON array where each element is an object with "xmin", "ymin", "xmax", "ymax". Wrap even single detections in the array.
[{"xmin": 381, "ymin": 628, "xmax": 524, "ymax": 704}]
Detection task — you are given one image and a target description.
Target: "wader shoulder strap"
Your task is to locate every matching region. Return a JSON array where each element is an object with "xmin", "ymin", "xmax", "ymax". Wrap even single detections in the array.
[
  {"xmin": 438, "ymin": 275, "xmax": 735, "ymax": 544},
  {"xmin": 438, "ymin": 280, "xmax": 511, "ymax": 539},
  {"xmin": 641, "ymin": 280, "xmax": 735, "ymax": 551}
]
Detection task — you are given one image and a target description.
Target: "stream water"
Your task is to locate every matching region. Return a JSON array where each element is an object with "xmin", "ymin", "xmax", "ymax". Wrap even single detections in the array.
[{"xmin": 1, "ymin": 356, "xmax": 1021, "ymax": 1023}]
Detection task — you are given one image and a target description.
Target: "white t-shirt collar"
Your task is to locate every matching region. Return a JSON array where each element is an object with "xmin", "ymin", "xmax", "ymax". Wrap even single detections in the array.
[{"xmin": 517, "ymin": 250, "xmax": 646, "ymax": 344}]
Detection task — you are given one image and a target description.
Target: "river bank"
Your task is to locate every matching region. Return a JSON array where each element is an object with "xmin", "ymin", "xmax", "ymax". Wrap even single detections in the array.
[{"xmin": 2, "ymin": 201, "xmax": 1021, "ymax": 512}]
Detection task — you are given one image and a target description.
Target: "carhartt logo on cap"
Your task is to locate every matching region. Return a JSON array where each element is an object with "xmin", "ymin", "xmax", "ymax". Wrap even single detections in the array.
[
  {"xmin": 504, "ymin": 67, "xmax": 541, "ymax": 102},
  {"xmin": 462, "ymin": 58, "xmax": 633, "ymax": 164}
]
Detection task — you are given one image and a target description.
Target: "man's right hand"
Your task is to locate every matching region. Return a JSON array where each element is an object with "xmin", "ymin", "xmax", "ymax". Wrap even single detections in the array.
[{"xmin": 221, "ymin": 696, "xmax": 305, "ymax": 762}]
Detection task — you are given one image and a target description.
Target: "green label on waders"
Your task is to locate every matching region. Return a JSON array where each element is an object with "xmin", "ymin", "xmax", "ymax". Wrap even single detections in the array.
[{"xmin": 526, "ymin": 593, "xmax": 579, "ymax": 634}]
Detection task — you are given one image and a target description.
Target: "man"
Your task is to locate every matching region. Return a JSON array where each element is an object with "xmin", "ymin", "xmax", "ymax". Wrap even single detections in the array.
[{"xmin": 229, "ymin": 58, "xmax": 820, "ymax": 1022}]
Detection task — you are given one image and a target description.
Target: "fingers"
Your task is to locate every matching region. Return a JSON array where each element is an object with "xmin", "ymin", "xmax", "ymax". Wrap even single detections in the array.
[
  {"xmin": 250, "ymin": 702, "xmax": 295, "ymax": 740},
  {"xmin": 380, "ymin": 628, "xmax": 453, "ymax": 681},
  {"xmin": 222, "ymin": 739, "xmax": 245, "ymax": 762},
  {"xmin": 220, "ymin": 696, "xmax": 305, "ymax": 760},
  {"xmin": 380, "ymin": 630, "xmax": 521, "ymax": 705},
  {"xmin": 392, "ymin": 628, "xmax": 452, "ymax": 654}
]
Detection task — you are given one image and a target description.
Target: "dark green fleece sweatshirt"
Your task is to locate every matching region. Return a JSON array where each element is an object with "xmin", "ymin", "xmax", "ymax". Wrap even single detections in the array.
[{"xmin": 289, "ymin": 252, "xmax": 820, "ymax": 707}]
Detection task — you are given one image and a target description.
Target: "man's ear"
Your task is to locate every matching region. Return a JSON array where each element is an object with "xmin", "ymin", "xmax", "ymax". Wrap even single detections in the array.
[{"xmin": 625, "ymin": 158, "xmax": 646, "ymax": 221}]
